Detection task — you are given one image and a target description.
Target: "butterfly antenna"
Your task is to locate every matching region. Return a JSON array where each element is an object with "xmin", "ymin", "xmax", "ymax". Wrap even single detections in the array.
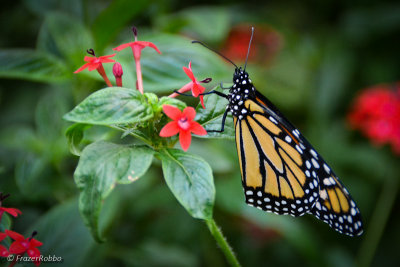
[
  {"xmin": 244, "ymin": 27, "xmax": 254, "ymax": 72},
  {"xmin": 192, "ymin": 40, "xmax": 238, "ymax": 68}
]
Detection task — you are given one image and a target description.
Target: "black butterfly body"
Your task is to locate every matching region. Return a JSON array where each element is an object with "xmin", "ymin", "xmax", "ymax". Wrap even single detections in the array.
[{"xmin": 215, "ymin": 67, "xmax": 363, "ymax": 236}]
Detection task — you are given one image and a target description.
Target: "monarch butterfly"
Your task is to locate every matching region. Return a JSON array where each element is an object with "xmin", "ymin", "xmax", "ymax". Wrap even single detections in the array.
[{"xmin": 194, "ymin": 27, "xmax": 363, "ymax": 236}]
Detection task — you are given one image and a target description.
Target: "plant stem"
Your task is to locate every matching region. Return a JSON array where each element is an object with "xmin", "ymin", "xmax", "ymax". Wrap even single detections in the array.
[
  {"xmin": 206, "ymin": 218, "xmax": 241, "ymax": 267},
  {"xmin": 357, "ymin": 176, "xmax": 398, "ymax": 267}
]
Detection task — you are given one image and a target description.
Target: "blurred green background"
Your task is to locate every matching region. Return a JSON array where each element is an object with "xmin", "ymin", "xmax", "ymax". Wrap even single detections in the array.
[{"xmin": 1, "ymin": 0, "xmax": 399, "ymax": 266}]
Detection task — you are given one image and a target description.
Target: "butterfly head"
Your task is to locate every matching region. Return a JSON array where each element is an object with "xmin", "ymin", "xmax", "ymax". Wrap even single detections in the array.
[{"xmin": 231, "ymin": 67, "xmax": 255, "ymax": 95}]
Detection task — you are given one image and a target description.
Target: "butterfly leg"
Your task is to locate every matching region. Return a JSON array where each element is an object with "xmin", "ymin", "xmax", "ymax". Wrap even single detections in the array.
[
  {"xmin": 207, "ymin": 108, "xmax": 229, "ymax": 133},
  {"xmin": 220, "ymin": 82, "xmax": 231, "ymax": 89},
  {"xmin": 200, "ymin": 90, "xmax": 228, "ymax": 98}
]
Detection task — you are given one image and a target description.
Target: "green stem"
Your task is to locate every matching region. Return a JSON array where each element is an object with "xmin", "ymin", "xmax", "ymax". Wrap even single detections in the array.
[
  {"xmin": 357, "ymin": 177, "xmax": 398, "ymax": 267},
  {"xmin": 206, "ymin": 218, "xmax": 241, "ymax": 267},
  {"xmin": 109, "ymin": 125, "xmax": 153, "ymax": 147}
]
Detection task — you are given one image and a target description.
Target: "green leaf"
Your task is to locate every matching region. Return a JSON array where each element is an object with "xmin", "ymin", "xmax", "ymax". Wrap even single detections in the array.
[
  {"xmin": 195, "ymin": 88, "xmax": 234, "ymax": 140},
  {"xmin": 159, "ymin": 149, "xmax": 215, "ymax": 220},
  {"xmin": 92, "ymin": 0, "xmax": 150, "ymax": 51},
  {"xmin": 0, "ymin": 49, "xmax": 69, "ymax": 82},
  {"xmin": 37, "ymin": 12, "xmax": 93, "ymax": 66},
  {"xmin": 27, "ymin": 198, "xmax": 95, "ymax": 266},
  {"xmin": 158, "ymin": 96, "xmax": 187, "ymax": 111},
  {"xmin": 63, "ymin": 87, "xmax": 153, "ymax": 125},
  {"xmin": 65, "ymin": 123, "xmax": 91, "ymax": 156},
  {"xmin": 74, "ymin": 141, "xmax": 154, "ymax": 241}
]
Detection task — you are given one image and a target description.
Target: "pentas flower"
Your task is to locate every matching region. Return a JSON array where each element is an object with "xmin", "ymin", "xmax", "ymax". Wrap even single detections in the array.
[
  {"xmin": 0, "ymin": 232, "xmax": 9, "ymax": 257},
  {"xmin": 169, "ymin": 61, "xmax": 212, "ymax": 109},
  {"xmin": 74, "ymin": 49, "xmax": 116, "ymax": 87},
  {"xmin": 113, "ymin": 26, "xmax": 161, "ymax": 94},
  {"xmin": 160, "ymin": 105, "xmax": 207, "ymax": 151},
  {"xmin": 6, "ymin": 230, "xmax": 42, "ymax": 266},
  {"xmin": 0, "ymin": 193, "xmax": 22, "ymax": 221},
  {"xmin": 348, "ymin": 83, "xmax": 400, "ymax": 154}
]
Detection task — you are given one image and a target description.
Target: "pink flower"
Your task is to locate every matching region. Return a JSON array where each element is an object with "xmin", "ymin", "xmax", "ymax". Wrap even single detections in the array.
[
  {"xmin": 348, "ymin": 83, "xmax": 400, "ymax": 154},
  {"xmin": 169, "ymin": 61, "xmax": 212, "ymax": 109},
  {"xmin": 113, "ymin": 26, "xmax": 161, "ymax": 94},
  {"xmin": 74, "ymin": 49, "xmax": 116, "ymax": 87},
  {"xmin": 160, "ymin": 105, "xmax": 207, "ymax": 151}
]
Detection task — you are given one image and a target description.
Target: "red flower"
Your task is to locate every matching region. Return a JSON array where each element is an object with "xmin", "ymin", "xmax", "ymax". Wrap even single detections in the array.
[
  {"xmin": 169, "ymin": 61, "xmax": 212, "ymax": 109},
  {"xmin": 160, "ymin": 105, "xmax": 207, "ymax": 151},
  {"xmin": 74, "ymin": 49, "xmax": 116, "ymax": 87},
  {"xmin": 113, "ymin": 27, "xmax": 161, "ymax": 94},
  {"xmin": 348, "ymin": 83, "xmax": 400, "ymax": 154},
  {"xmin": 6, "ymin": 230, "xmax": 42, "ymax": 266},
  {"xmin": 0, "ymin": 232, "xmax": 9, "ymax": 257}
]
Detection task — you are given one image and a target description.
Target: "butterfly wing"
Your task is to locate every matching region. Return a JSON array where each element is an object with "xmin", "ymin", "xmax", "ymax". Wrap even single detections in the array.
[
  {"xmin": 234, "ymin": 96, "xmax": 320, "ymax": 217},
  {"xmin": 236, "ymin": 90, "xmax": 363, "ymax": 235},
  {"xmin": 307, "ymin": 165, "xmax": 364, "ymax": 236}
]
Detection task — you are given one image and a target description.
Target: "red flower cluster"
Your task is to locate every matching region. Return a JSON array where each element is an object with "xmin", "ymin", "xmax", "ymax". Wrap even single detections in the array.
[
  {"xmin": 0, "ymin": 193, "xmax": 43, "ymax": 266},
  {"xmin": 348, "ymin": 83, "xmax": 400, "ymax": 154},
  {"xmin": 74, "ymin": 27, "xmax": 161, "ymax": 92},
  {"xmin": 160, "ymin": 105, "xmax": 207, "ymax": 151}
]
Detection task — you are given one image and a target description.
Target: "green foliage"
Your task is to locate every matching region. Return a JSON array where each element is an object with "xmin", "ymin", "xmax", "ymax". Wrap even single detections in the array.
[
  {"xmin": 1, "ymin": 1, "xmax": 399, "ymax": 266},
  {"xmin": 74, "ymin": 141, "xmax": 154, "ymax": 241},
  {"xmin": 195, "ymin": 87, "xmax": 235, "ymax": 140},
  {"xmin": 0, "ymin": 49, "xmax": 69, "ymax": 82},
  {"xmin": 64, "ymin": 87, "xmax": 154, "ymax": 125},
  {"xmin": 159, "ymin": 148, "xmax": 215, "ymax": 220}
]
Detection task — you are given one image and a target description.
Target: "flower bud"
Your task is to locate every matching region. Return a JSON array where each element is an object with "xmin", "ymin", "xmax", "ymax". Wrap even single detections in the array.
[
  {"xmin": 113, "ymin": 62, "xmax": 123, "ymax": 78},
  {"xmin": 113, "ymin": 62, "xmax": 123, "ymax": 87}
]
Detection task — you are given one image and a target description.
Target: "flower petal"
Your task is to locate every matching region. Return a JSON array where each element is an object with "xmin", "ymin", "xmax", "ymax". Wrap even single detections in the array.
[
  {"xmin": 0, "ymin": 245, "xmax": 9, "ymax": 257},
  {"xmin": 99, "ymin": 53, "xmax": 117, "ymax": 59},
  {"xmin": 27, "ymin": 246, "xmax": 41, "ymax": 258},
  {"xmin": 9, "ymin": 241, "xmax": 26, "ymax": 254},
  {"xmin": 30, "ymin": 239, "xmax": 43, "ymax": 247},
  {"xmin": 113, "ymin": 42, "xmax": 135, "ymax": 51},
  {"xmin": 27, "ymin": 247, "xmax": 41, "ymax": 266},
  {"xmin": 73, "ymin": 63, "xmax": 91, "ymax": 73},
  {"xmin": 192, "ymin": 83, "xmax": 205, "ymax": 97},
  {"xmin": 1, "ymin": 207, "xmax": 22, "ymax": 217},
  {"xmin": 183, "ymin": 65, "xmax": 195, "ymax": 81},
  {"xmin": 99, "ymin": 58, "xmax": 116, "ymax": 64},
  {"xmin": 0, "ymin": 232, "xmax": 6, "ymax": 242},
  {"xmin": 179, "ymin": 130, "xmax": 192, "ymax": 151},
  {"xmin": 162, "ymin": 105, "xmax": 182, "ymax": 120},
  {"xmin": 190, "ymin": 122, "xmax": 207, "ymax": 136},
  {"xmin": 199, "ymin": 95, "xmax": 205, "ymax": 109},
  {"xmin": 160, "ymin": 122, "xmax": 180, "ymax": 137},
  {"xmin": 135, "ymin": 41, "xmax": 162, "ymax": 54},
  {"xmin": 83, "ymin": 56, "xmax": 96, "ymax": 62},
  {"xmin": 182, "ymin": 107, "xmax": 196, "ymax": 121},
  {"xmin": 87, "ymin": 63, "xmax": 100, "ymax": 71},
  {"xmin": 6, "ymin": 230, "xmax": 25, "ymax": 241}
]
